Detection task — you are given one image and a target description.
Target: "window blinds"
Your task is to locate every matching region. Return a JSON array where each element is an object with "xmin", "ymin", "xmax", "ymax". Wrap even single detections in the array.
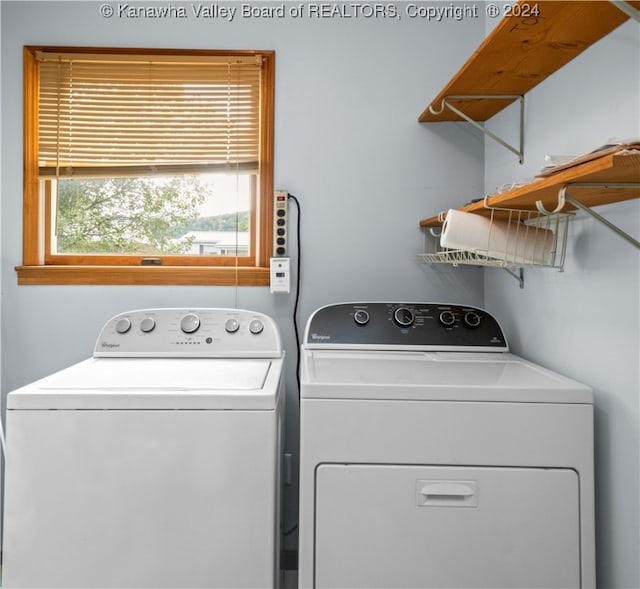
[{"xmin": 37, "ymin": 51, "xmax": 263, "ymax": 177}]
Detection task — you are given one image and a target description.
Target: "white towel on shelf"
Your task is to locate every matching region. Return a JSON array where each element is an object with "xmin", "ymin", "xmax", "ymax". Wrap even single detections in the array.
[{"xmin": 440, "ymin": 209, "xmax": 555, "ymax": 265}]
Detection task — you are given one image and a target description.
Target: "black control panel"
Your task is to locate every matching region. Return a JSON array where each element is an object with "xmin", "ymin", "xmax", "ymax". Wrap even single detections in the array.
[{"xmin": 304, "ymin": 302, "xmax": 508, "ymax": 350}]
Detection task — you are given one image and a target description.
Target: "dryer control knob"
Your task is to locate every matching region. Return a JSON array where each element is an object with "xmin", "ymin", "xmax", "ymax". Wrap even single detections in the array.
[
  {"xmin": 393, "ymin": 307, "xmax": 415, "ymax": 327},
  {"xmin": 439, "ymin": 310, "xmax": 456, "ymax": 327},
  {"xmin": 225, "ymin": 318, "xmax": 240, "ymax": 333},
  {"xmin": 353, "ymin": 310, "xmax": 370, "ymax": 326},
  {"xmin": 249, "ymin": 319, "xmax": 264, "ymax": 335},
  {"xmin": 464, "ymin": 311, "xmax": 481, "ymax": 329},
  {"xmin": 115, "ymin": 318, "xmax": 131, "ymax": 334},
  {"xmin": 180, "ymin": 313, "xmax": 200, "ymax": 334}
]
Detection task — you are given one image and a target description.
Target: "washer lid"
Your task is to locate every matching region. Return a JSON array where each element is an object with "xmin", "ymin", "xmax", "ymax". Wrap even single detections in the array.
[
  {"xmin": 302, "ymin": 351, "xmax": 592, "ymax": 403},
  {"xmin": 7, "ymin": 357, "xmax": 283, "ymax": 410}
]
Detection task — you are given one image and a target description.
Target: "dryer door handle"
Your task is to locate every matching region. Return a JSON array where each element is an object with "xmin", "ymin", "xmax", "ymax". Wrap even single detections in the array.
[{"xmin": 416, "ymin": 480, "xmax": 478, "ymax": 507}]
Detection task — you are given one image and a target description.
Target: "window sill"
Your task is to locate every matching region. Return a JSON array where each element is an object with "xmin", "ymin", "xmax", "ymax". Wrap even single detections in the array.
[{"xmin": 15, "ymin": 265, "xmax": 271, "ymax": 286}]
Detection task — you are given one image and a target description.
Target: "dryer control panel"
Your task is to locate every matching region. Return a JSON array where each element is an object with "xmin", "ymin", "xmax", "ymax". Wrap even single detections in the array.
[
  {"xmin": 304, "ymin": 302, "xmax": 507, "ymax": 351},
  {"xmin": 95, "ymin": 308, "xmax": 282, "ymax": 358}
]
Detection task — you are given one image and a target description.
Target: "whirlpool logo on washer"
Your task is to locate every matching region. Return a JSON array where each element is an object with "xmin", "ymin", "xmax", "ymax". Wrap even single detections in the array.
[
  {"xmin": 310, "ymin": 333, "xmax": 331, "ymax": 341},
  {"xmin": 101, "ymin": 341, "xmax": 120, "ymax": 348}
]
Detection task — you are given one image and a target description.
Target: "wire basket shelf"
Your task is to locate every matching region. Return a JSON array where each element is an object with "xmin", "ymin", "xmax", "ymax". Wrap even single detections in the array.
[{"xmin": 418, "ymin": 205, "xmax": 574, "ymax": 270}]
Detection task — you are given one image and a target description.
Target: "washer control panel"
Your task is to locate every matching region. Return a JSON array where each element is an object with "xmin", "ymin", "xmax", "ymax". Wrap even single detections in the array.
[
  {"xmin": 304, "ymin": 302, "xmax": 507, "ymax": 351},
  {"xmin": 95, "ymin": 308, "xmax": 282, "ymax": 358}
]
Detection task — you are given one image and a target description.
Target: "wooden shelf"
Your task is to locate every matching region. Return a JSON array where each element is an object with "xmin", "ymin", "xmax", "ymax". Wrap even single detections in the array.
[
  {"xmin": 419, "ymin": 0, "xmax": 640, "ymax": 123},
  {"xmin": 419, "ymin": 149, "xmax": 640, "ymax": 228}
]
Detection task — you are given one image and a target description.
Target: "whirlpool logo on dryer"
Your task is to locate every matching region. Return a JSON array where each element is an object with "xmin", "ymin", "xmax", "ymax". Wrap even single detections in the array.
[
  {"xmin": 311, "ymin": 333, "xmax": 331, "ymax": 341},
  {"xmin": 101, "ymin": 341, "xmax": 121, "ymax": 348}
]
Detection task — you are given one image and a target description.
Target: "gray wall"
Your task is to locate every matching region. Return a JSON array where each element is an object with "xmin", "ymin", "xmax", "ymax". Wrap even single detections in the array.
[
  {"xmin": 0, "ymin": 0, "xmax": 485, "ymax": 551},
  {"xmin": 482, "ymin": 19, "xmax": 640, "ymax": 589}
]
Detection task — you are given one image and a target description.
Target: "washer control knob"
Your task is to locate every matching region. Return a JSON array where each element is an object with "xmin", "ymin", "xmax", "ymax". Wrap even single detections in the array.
[
  {"xmin": 180, "ymin": 313, "xmax": 201, "ymax": 334},
  {"xmin": 353, "ymin": 310, "xmax": 370, "ymax": 326},
  {"xmin": 394, "ymin": 307, "xmax": 415, "ymax": 328},
  {"xmin": 249, "ymin": 319, "xmax": 264, "ymax": 335},
  {"xmin": 225, "ymin": 318, "xmax": 240, "ymax": 333},
  {"xmin": 115, "ymin": 318, "xmax": 131, "ymax": 334},
  {"xmin": 464, "ymin": 311, "xmax": 481, "ymax": 329},
  {"xmin": 439, "ymin": 310, "xmax": 456, "ymax": 327},
  {"xmin": 140, "ymin": 317, "xmax": 156, "ymax": 333}
]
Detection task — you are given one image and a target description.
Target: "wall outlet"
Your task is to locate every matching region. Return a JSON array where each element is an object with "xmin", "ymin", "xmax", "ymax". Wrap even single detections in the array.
[
  {"xmin": 284, "ymin": 452, "xmax": 293, "ymax": 486},
  {"xmin": 270, "ymin": 257, "xmax": 290, "ymax": 294}
]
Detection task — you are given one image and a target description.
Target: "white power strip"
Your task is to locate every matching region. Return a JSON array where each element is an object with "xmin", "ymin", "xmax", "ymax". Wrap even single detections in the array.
[{"xmin": 273, "ymin": 190, "xmax": 288, "ymax": 256}]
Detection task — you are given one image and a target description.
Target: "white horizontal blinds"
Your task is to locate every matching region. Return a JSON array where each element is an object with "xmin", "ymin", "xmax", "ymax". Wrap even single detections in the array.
[{"xmin": 37, "ymin": 51, "xmax": 262, "ymax": 177}]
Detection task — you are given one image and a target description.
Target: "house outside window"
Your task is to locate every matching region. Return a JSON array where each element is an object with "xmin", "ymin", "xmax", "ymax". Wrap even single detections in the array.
[{"xmin": 177, "ymin": 231, "xmax": 250, "ymax": 257}]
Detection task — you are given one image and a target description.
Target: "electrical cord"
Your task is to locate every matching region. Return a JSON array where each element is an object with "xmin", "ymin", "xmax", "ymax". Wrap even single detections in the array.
[
  {"xmin": 283, "ymin": 522, "xmax": 298, "ymax": 537},
  {"xmin": 287, "ymin": 193, "xmax": 302, "ymax": 398},
  {"xmin": 282, "ymin": 192, "xmax": 301, "ymax": 540}
]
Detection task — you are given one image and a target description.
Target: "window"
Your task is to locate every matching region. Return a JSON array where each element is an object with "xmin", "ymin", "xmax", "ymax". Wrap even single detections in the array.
[{"xmin": 18, "ymin": 46, "xmax": 275, "ymax": 285}]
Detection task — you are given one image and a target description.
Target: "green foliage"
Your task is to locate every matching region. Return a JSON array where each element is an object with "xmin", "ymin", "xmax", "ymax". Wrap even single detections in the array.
[
  {"xmin": 55, "ymin": 176, "xmax": 246, "ymax": 255},
  {"xmin": 172, "ymin": 211, "xmax": 249, "ymax": 236}
]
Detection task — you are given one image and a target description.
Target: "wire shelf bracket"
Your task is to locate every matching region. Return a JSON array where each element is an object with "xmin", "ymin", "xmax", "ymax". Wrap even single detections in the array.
[
  {"xmin": 428, "ymin": 95, "xmax": 525, "ymax": 164},
  {"xmin": 535, "ymin": 183, "xmax": 640, "ymax": 249},
  {"xmin": 504, "ymin": 267, "xmax": 525, "ymax": 289},
  {"xmin": 610, "ymin": 0, "xmax": 640, "ymax": 22}
]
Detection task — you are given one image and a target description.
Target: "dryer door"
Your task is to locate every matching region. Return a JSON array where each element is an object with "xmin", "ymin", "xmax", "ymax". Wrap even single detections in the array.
[{"xmin": 315, "ymin": 464, "xmax": 581, "ymax": 589}]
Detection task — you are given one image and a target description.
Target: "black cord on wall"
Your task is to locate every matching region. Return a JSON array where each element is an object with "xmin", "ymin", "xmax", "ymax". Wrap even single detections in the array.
[
  {"xmin": 287, "ymin": 193, "xmax": 302, "ymax": 399},
  {"xmin": 282, "ymin": 192, "xmax": 301, "ymax": 540}
]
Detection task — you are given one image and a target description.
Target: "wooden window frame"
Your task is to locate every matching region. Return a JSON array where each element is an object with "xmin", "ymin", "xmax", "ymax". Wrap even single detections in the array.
[{"xmin": 16, "ymin": 46, "xmax": 275, "ymax": 286}]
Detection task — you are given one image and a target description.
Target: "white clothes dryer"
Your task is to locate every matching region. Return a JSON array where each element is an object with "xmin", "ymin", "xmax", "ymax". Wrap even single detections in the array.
[
  {"xmin": 298, "ymin": 302, "xmax": 595, "ymax": 589},
  {"xmin": 3, "ymin": 308, "xmax": 284, "ymax": 589}
]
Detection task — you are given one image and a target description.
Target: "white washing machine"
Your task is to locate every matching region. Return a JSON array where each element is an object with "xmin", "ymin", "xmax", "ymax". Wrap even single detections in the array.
[
  {"xmin": 298, "ymin": 302, "xmax": 595, "ymax": 589},
  {"xmin": 2, "ymin": 308, "xmax": 284, "ymax": 589}
]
